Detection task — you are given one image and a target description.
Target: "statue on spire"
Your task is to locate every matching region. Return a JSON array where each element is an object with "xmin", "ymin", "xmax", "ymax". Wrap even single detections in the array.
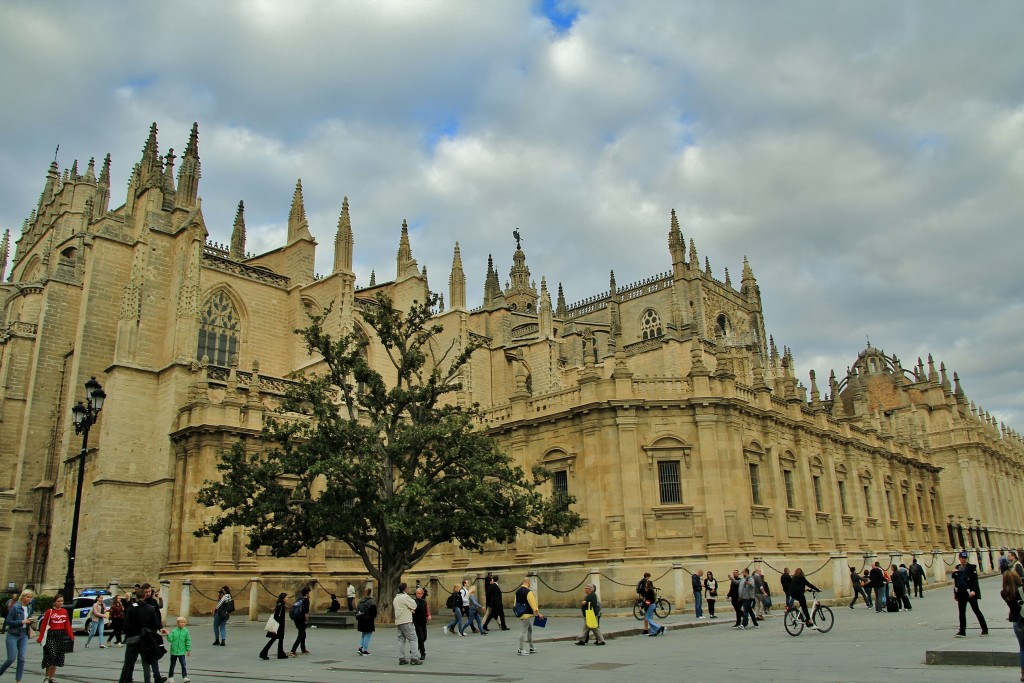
[{"xmin": 513, "ymin": 228, "xmax": 522, "ymax": 250}]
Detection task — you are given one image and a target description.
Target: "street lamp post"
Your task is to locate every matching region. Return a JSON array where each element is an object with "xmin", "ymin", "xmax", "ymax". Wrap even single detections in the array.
[{"xmin": 63, "ymin": 376, "xmax": 106, "ymax": 604}]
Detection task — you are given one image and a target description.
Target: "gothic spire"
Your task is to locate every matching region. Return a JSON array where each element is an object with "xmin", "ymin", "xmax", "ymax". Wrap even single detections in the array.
[
  {"xmin": 0, "ymin": 229, "xmax": 9, "ymax": 282},
  {"xmin": 139, "ymin": 122, "xmax": 163, "ymax": 188},
  {"xmin": 176, "ymin": 122, "xmax": 201, "ymax": 208},
  {"xmin": 333, "ymin": 196, "xmax": 353, "ymax": 274},
  {"xmin": 669, "ymin": 208, "xmax": 685, "ymax": 265},
  {"xmin": 741, "ymin": 255, "xmax": 760, "ymax": 301},
  {"xmin": 556, "ymin": 282, "xmax": 567, "ymax": 318},
  {"xmin": 230, "ymin": 200, "xmax": 246, "ymax": 260},
  {"xmin": 539, "ymin": 276, "xmax": 553, "ymax": 337},
  {"xmin": 287, "ymin": 179, "xmax": 314, "ymax": 243},
  {"xmin": 689, "ymin": 238, "xmax": 698, "ymax": 271},
  {"xmin": 483, "ymin": 254, "xmax": 502, "ymax": 308},
  {"xmin": 448, "ymin": 241, "xmax": 466, "ymax": 310},
  {"xmin": 396, "ymin": 219, "xmax": 418, "ymax": 279}
]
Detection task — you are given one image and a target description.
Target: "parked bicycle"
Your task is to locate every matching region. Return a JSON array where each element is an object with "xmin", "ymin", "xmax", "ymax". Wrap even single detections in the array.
[
  {"xmin": 783, "ymin": 590, "xmax": 834, "ymax": 636},
  {"xmin": 633, "ymin": 588, "xmax": 672, "ymax": 620}
]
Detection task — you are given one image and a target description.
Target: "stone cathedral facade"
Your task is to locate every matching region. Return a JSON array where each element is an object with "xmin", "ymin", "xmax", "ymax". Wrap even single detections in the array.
[{"xmin": 2, "ymin": 123, "xmax": 1022, "ymax": 610}]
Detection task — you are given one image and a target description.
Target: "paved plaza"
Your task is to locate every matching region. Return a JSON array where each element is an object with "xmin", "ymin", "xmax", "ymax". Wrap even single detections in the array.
[{"xmin": 29, "ymin": 575, "xmax": 1020, "ymax": 683}]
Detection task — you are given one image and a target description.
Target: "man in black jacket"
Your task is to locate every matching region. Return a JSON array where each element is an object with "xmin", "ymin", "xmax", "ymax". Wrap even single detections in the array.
[
  {"xmin": 952, "ymin": 551, "xmax": 988, "ymax": 637},
  {"xmin": 908, "ymin": 559, "xmax": 926, "ymax": 598},
  {"xmin": 482, "ymin": 576, "xmax": 508, "ymax": 631},
  {"xmin": 869, "ymin": 563, "xmax": 886, "ymax": 613},
  {"xmin": 118, "ymin": 588, "xmax": 163, "ymax": 683}
]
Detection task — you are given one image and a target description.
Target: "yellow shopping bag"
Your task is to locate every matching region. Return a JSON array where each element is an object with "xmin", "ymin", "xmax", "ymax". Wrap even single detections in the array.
[{"xmin": 585, "ymin": 606, "xmax": 599, "ymax": 629}]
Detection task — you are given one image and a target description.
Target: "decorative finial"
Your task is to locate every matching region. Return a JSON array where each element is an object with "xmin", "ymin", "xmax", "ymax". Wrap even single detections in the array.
[{"xmin": 513, "ymin": 228, "xmax": 522, "ymax": 250}]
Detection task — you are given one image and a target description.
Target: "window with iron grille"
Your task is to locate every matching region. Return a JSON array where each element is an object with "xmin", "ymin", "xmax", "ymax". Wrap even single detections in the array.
[
  {"xmin": 658, "ymin": 460, "xmax": 682, "ymax": 505},
  {"xmin": 553, "ymin": 470, "xmax": 569, "ymax": 508}
]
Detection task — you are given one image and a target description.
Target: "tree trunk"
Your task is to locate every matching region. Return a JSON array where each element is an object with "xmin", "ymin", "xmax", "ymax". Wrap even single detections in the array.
[{"xmin": 373, "ymin": 569, "xmax": 406, "ymax": 624}]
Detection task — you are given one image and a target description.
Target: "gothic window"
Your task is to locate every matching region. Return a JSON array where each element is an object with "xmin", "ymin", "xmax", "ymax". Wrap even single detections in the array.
[
  {"xmin": 716, "ymin": 313, "xmax": 732, "ymax": 337},
  {"xmin": 640, "ymin": 308, "xmax": 663, "ymax": 341},
  {"xmin": 658, "ymin": 461, "xmax": 682, "ymax": 505},
  {"xmin": 197, "ymin": 290, "xmax": 240, "ymax": 367}
]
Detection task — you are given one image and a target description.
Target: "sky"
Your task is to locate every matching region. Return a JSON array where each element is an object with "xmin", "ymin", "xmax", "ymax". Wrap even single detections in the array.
[{"xmin": 1, "ymin": 0, "xmax": 1022, "ymax": 428}]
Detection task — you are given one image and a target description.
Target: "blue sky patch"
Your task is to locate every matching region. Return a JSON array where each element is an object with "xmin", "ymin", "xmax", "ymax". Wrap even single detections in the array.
[{"xmin": 536, "ymin": 0, "xmax": 579, "ymax": 34}]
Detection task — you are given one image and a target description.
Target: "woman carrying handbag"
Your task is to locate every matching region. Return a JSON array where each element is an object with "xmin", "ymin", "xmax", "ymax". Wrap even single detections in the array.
[
  {"xmin": 36, "ymin": 594, "xmax": 74, "ymax": 683},
  {"xmin": 259, "ymin": 593, "xmax": 287, "ymax": 660},
  {"xmin": 704, "ymin": 571, "xmax": 719, "ymax": 619}
]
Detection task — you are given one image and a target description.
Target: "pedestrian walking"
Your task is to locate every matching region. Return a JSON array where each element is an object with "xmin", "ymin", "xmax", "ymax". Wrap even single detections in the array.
[
  {"xmin": 515, "ymin": 577, "xmax": 544, "ymax": 654},
  {"xmin": 849, "ymin": 566, "xmax": 871, "ymax": 608},
  {"xmin": 393, "ymin": 583, "xmax": 421, "ymax": 665},
  {"xmin": 212, "ymin": 586, "xmax": 233, "ymax": 646},
  {"xmin": 780, "ymin": 567, "xmax": 793, "ymax": 609},
  {"xmin": 36, "ymin": 593, "xmax": 74, "ymax": 683},
  {"xmin": 642, "ymin": 579, "xmax": 665, "ymax": 636},
  {"xmin": 467, "ymin": 587, "xmax": 486, "ymax": 635},
  {"xmin": 259, "ymin": 593, "xmax": 287, "ymax": 660},
  {"xmin": 84, "ymin": 594, "xmax": 108, "ymax": 648},
  {"xmin": 738, "ymin": 569, "xmax": 758, "ymax": 630},
  {"xmin": 166, "ymin": 616, "xmax": 192, "ymax": 682},
  {"xmin": 727, "ymin": 570, "xmax": 743, "ymax": 627},
  {"xmin": 443, "ymin": 584, "xmax": 464, "ymax": 635},
  {"xmin": 107, "ymin": 595, "xmax": 126, "ymax": 646},
  {"xmin": 482, "ymin": 576, "xmax": 508, "ymax": 631},
  {"xmin": 412, "ymin": 587, "xmax": 429, "ymax": 660},
  {"xmin": 0, "ymin": 589, "xmax": 35, "ymax": 683},
  {"xmin": 118, "ymin": 588, "xmax": 163, "ymax": 683},
  {"xmin": 355, "ymin": 588, "xmax": 377, "ymax": 656},
  {"xmin": 909, "ymin": 559, "xmax": 926, "ymax": 598},
  {"xmin": 576, "ymin": 583, "xmax": 605, "ymax": 645},
  {"xmin": 952, "ymin": 551, "xmax": 989, "ymax": 637},
  {"xmin": 999, "ymin": 569, "xmax": 1024, "ymax": 683},
  {"xmin": 289, "ymin": 586, "xmax": 310, "ymax": 656}
]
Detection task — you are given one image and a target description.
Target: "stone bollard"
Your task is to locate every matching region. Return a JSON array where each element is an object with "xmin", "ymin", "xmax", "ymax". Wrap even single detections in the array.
[
  {"xmin": 830, "ymin": 552, "xmax": 848, "ymax": 599},
  {"xmin": 180, "ymin": 579, "xmax": 192, "ymax": 619},
  {"xmin": 249, "ymin": 577, "xmax": 261, "ymax": 621},
  {"xmin": 588, "ymin": 568, "xmax": 601, "ymax": 603},
  {"xmin": 159, "ymin": 579, "xmax": 171, "ymax": 622},
  {"xmin": 931, "ymin": 550, "xmax": 946, "ymax": 585},
  {"xmin": 672, "ymin": 563, "xmax": 685, "ymax": 611}
]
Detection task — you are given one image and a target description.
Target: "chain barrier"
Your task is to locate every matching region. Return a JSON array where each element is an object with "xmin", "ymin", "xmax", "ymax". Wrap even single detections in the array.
[
  {"xmin": 922, "ymin": 554, "xmax": 935, "ymax": 569},
  {"xmin": 598, "ymin": 573, "xmax": 637, "ymax": 587},
  {"xmin": 804, "ymin": 557, "xmax": 832, "ymax": 577},
  {"xmin": 535, "ymin": 574, "xmax": 589, "ymax": 594},
  {"xmin": 760, "ymin": 559, "xmax": 785, "ymax": 575}
]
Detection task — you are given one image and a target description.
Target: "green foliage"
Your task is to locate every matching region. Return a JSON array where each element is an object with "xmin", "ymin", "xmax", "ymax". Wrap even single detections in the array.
[
  {"xmin": 33, "ymin": 594, "xmax": 56, "ymax": 614},
  {"xmin": 196, "ymin": 293, "xmax": 581, "ymax": 614}
]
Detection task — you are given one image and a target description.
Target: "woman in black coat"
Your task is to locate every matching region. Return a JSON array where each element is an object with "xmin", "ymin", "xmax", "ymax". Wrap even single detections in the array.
[
  {"xmin": 356, "ymin": 588, "xmax": 378, "ymax": 656},
  {"xmin": 789, "ymin": 568, "xmax": 820, "ymax": 627},
  {"xmin": 260, "ymin": 593, "xmax": 288, "ymax": 660}
]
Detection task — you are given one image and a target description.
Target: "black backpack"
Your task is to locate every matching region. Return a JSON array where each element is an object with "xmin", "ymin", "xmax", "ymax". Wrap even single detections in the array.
[
  {"xmin": 445, "ymin": 593, "xmax": 456, "ymax": 609},
  {"xmin": 290, "ymin": 598, "xmax": 304, "ymax": 619}
]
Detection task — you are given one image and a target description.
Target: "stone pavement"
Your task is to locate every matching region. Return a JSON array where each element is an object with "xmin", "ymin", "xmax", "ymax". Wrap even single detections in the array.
[{"xmin": 38, "ymin": 576, "xmax": 1020, "ymax": 682}]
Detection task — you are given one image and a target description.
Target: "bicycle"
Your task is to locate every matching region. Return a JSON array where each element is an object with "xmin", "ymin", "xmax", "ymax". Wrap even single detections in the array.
[
  {"xmin": 633, "ymin": 589, "xmax": 672, "ymax": 620},
  {"xmin": 783, "ymin": 590, "xmax": 834, "ymax": 636}
]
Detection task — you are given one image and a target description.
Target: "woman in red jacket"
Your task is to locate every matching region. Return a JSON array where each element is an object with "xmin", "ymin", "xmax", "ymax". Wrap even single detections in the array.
[{"xmin": 36, "ymin": 593, "xmax": 74, "ymax": 683}]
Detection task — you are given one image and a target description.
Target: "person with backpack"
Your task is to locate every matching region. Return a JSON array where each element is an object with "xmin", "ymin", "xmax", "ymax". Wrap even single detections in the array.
[
  {"xmin": 118, "ymin": 588, "xmax": 162, "ymax": 683},
  {"xmin": 212, "ymin": 586, "xmax": 233, "ymax": 646},
  {"xmin": 355, "ymin": 588, "xmax": 377, "ymax": 656},
  {"xmin": 636, "ymin": 572, "xmax": 652, "ymax": 634},
  {"xmin": 442, "ymin": 584, "xmax": 464, "ymax": 635},
  {"xmin": 514, "ymin": 577, "xmax": 543, "ymax": 655},
  {"xmin": 289, "ymin": 587, "xmax": 311, "ymax": 656}
]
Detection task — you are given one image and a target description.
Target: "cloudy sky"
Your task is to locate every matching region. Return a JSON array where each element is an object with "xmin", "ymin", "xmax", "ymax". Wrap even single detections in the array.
[{"xmin": 1, "ymin": 0, "xmax": 1022, "ymax": 427}]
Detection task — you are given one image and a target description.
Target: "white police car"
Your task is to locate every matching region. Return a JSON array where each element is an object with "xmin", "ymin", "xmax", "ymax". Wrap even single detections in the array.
[{"xmin": 70, "ymin": 589, "xmax": 113, "ymax": 634}]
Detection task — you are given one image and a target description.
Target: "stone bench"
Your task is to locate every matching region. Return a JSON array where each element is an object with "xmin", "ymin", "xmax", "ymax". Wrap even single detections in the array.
[{"xmin": 308, "ymin": 612, "xmax": 356, "ymax": 629}]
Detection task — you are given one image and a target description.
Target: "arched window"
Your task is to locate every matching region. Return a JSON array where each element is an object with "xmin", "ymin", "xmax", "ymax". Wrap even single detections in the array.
[
  {"xmin": 716, "ymin": 313, "xmax": 732, "ymax": 337},
  {"xmin": 197, "ymin": 290, "xmax": 240, "ymax": 367},
  {"xmin": 640, "ymin": 309, "xmax": 663, "ymax": 341}
]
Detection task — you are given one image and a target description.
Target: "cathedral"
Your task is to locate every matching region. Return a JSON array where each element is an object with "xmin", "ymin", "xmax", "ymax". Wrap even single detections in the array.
[{"xmin": 2, "ymin": 122, "xmax": 1022, "ymax": 611}]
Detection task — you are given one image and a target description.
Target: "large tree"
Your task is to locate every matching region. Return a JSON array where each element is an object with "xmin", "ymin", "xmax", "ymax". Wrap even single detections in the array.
[{"xmin": 195, "ymin": 293, "xmax": 581, "ymax": 618}]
